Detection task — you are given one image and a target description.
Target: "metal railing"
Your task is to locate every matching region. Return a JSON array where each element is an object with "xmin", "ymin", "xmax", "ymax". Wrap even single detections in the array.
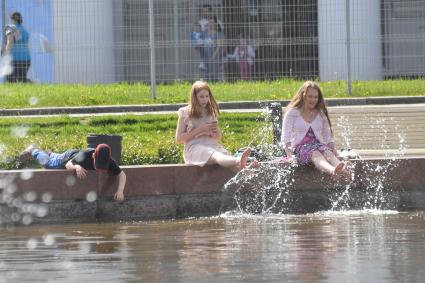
[{"xmin": 1, "ymin": 0, "xmax": 424, "ymax": 96}]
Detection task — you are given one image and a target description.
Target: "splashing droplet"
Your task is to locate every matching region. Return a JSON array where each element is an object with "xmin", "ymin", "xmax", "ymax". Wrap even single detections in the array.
[
  {"xmin": 26, "ymin": 238, "xmax": 38, "ymax": 250},
  {"xmin": 65, "ymin": 175, "xmax": 76, "ymax": 187},
  {"xmin": 11, "ymin": 125, "xmax": 30, "ymax": 138},
  {"xmin": 20, "ymin": 171, "xmax": 34, "ymax": 181},
  {"xmin": 28, "ymin": 96, "xmax": 39, "ymax": 106},
  {"xmin": 23, "ymin": 191, "xmax": 37, "ymax": 202},
  {"xmin": 22, "ymin": 214, "xmax": 33, "ymax": 225},
  {"xmin": 86, "ymin": 191, "xmax": 97, "ymax": 202},
  {"xmin": 43, "ymin": 234, "xmax": 55, "ymax": 246},
  {"xmin": 36, "ymin": 205, "xmax": 48, "ymax": 218},
  {"xmin": 41, "ymin": 193, "xmax": 53, "ymax": 203}
]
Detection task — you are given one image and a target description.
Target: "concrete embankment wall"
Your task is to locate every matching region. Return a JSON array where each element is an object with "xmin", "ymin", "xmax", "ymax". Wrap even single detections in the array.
[{"xmin": 1, "ymin": 158, "xmax": 425, "ymax": 225}]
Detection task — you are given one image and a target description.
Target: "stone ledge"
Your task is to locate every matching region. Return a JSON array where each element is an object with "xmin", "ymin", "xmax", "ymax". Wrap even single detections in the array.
[{"xmin": 1, "ymin": 158, "xmax": 425, "ymax": 225}]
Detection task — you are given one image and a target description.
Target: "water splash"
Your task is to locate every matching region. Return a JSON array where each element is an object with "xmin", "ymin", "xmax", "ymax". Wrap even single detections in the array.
[
  {"xmin": 223, "ymin": 110, "xmax": 408, "ymax": 215},
  {"xmin": 10, "ymin": 125, "xmax": 30, "ymax": 138},
  {"xmin": 223, "ymin": 162, "xmax": 298, "ymax": 214},
  {"xmin": 327, "ymin": 113, "xmax": 408, "ymax": 211},
  {"xmin": 0, "ymin": 173, "xmax": 49, "ymax": 227}
]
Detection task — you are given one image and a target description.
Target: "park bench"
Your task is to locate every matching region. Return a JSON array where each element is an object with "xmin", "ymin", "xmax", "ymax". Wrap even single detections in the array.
[{"xmin": 329, "ymin": 104, "xmax": 425, "ymax": 158}]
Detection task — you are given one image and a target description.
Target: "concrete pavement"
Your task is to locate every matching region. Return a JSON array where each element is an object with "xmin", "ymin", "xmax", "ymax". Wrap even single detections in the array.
[{"xmin": 1, "ymin": 96, "xmax": 425, "ymax": 117}]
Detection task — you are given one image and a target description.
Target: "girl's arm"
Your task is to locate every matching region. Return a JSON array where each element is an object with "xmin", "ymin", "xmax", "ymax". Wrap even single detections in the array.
[
  {"xmin": 282, "ymin": 109, "xmax": 298, "ymax": 158},
  {"xmin": 281, "ymin": 109, "xmax": 297, "ymax": 145},
  {"xmin": 209, "ymin": 122, "xmax": 222, "ymax": 142},
  {"xmin": 327, "ymin": 141, "xmax": 340, "ymax": 158}
]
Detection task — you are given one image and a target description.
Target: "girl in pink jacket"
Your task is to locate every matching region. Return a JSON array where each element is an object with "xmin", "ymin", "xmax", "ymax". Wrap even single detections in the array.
[{"xmin": 281, "ymin": 81, "xmax": 351, "ymax": 178}]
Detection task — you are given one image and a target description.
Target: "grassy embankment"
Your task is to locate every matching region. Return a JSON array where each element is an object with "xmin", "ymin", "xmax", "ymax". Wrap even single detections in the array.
[
  {"xmin": 1, "ymin": 78, "xmax": 424, "ymax": 169},
  {"xmin": 0, "ymin": 113, "xmax": 270, "ymax": 169},
  {"xmin": 1, "ymin": 78, "xmax": 425, "ymax": 109}
]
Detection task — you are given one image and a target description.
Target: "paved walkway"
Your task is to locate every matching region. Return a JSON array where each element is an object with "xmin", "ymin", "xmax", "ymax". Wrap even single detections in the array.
[{"xmin": 1, "ymin": 96, "xmax": 425, "ymax": 117}]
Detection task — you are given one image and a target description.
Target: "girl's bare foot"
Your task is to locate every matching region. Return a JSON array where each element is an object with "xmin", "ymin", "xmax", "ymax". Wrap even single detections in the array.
[
  {"xmin": 333, "ymin": 161, "xmax": 352, "ymax": 180},
  {"xmin": 238, "ymin": 147, "xmax": 251, "ymax": 169},
  {"xmin": 248, "ymin": 159, "xmax": 260, "ymax": 169},
  {"xmin": 333, "ymin": 162, "xmax": 345, "ymax": 175},
  {"xmin": 342, "ymin": 161, "xmax": 353, "ymax": 180}
]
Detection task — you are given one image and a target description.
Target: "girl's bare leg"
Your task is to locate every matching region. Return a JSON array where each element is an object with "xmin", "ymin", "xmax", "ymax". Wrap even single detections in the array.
[
  {"xmin": 323, "ymin": 149, "xmax": 341, "ymax": 167},
  {"xmin": 208, "ymin": 152, "xmax": 239, "ymax": 167},
  {"xmin": 208, "ymin": 147, "xmax": 251, "ymax": 170},
  {"xmin": 323, "ymin": 149, "xmax": 352, "ymax": 178},
  {"xmin": 311, "ymin": 150, "xmax": 336, "ymax": 175}
]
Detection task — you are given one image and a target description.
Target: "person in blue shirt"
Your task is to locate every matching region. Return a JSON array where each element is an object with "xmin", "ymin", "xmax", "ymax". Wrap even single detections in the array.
[{"xmin": 3, "ymin": 11, "xmax": 31, "ymax": 83}]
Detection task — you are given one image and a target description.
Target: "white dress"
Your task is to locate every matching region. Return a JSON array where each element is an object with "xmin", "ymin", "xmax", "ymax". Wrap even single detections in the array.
[{"xmin": 178, "ymin": 106, "xmax": 229, "ymax": 166}]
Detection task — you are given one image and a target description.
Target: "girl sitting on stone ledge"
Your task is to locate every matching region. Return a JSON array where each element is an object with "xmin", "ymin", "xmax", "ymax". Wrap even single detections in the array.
[
  {"xmin": 175, "ymin": 80, "xmax": 253, "ymax": 171},
  {"xmin": 281, "ymin": 81, "xmax": 352, "ymax": 179}
]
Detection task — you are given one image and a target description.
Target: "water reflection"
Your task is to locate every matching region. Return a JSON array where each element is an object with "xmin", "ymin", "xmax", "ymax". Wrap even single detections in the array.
[{"xmin": 1, "ymin": 211, "xmax": 425, "ymax": 282}]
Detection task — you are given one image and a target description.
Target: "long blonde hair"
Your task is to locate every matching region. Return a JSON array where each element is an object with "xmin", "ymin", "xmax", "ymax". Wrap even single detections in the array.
[
  {"xmin": 286, "ymin": 81, "xmax": 333, "ymax": 131},
  {"xmin": 188, "ymin": 81, "xmax": 220, "ymax": 119}
]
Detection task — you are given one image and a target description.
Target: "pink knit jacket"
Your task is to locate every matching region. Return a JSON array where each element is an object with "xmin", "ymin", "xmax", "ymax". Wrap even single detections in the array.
[{"xmin": 281, "ymin": 108, "xmax": 334, "ymax": 147}]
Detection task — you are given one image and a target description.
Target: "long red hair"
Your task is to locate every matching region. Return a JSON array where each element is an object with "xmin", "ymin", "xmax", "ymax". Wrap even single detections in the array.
[
  {"xmin": 286, "ymin": 81, "xmax": 333, "ymax": 131},
  {"xmin": 188, "ymin": 81, "xmax": 220, "ymax": 119}
]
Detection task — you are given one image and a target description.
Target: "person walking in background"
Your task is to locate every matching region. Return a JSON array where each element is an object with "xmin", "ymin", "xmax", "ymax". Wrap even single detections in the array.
[
  {"xmin": 204, "ymin": 16, "xmax": 225, "ymax": 82},
  {"xmin": 2, "ymin": 11, "xmax": 31, "ymax": 83},
  {"xmin": 281, "ymin": 81, "xmax": 352, "ymax": 179},
  {"xmin": 227, "ymin": 33, "xmax": 255, "ymax": 80},
  {"xmin": 196, "ymin": 5, "xmax": 212, "ymax": 77},
  {"xmin": 20, "ymin": 144, "xmax": 126, "ymax": 201},
  {"xmin": 176, "ymin": 80, "xmax": 253, "ymax": 171},
  {"xmin": 195, "ymin": 5, "xmax": 224, "ymax": 80}
]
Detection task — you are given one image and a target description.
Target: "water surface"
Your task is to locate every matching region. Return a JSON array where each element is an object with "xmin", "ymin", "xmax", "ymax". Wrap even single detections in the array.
[{"xmin": 1, "ymin": 211, "xmax": 425, "ymax": 283}]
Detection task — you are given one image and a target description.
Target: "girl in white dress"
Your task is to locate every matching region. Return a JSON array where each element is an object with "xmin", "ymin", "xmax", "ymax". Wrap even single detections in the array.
[{"xmin": 176, "ymin": 81, "xmax": 251, "ymax": 170}]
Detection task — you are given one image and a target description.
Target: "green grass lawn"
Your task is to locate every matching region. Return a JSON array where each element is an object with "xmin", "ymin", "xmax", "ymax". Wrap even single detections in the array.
[
  {"xmin": 1, "ymin": 78, "xmax": 424, "ymax": 109},
  {"xmin": 0, "ymin": 112, "xmax": 271, "ymax": 169}
]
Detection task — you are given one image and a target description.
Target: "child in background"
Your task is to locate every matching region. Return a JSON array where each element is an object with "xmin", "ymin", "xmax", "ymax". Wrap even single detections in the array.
[
  {"xmin": 227, "ymin": 33, "xmax": 255, "ymax": 80},
  {"xmin": 191, "ymin": 24, "xmax": 203, "ymax": 48},
  {"xmin": 281, "ymin": 81, "xmax": 351, "ymax": 179},
  {"xmin": 176, "ymin": 80, "xmax": 252, "ymax": 171}
]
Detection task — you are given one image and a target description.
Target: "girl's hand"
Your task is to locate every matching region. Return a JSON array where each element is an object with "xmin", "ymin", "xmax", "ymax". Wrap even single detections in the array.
[
  {"xmin": 198, "ymin": 122, "xmax": 218, "ymax": 137},
  {"xmin": 331, "ymin": 148, "xmax": 342, "ymax": 160},
  {"xmin": 208, "ymin": 122, "xmax": 218, "ymax": 136},
  {"xmin": 284, "ymin": 146, "xmax": 293, "ymax": 158}
]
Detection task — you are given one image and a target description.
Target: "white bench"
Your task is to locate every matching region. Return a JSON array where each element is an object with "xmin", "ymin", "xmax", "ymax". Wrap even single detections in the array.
[{"xmin": 329, "ymin": 104, "xmax": 425, "ymax": 158}]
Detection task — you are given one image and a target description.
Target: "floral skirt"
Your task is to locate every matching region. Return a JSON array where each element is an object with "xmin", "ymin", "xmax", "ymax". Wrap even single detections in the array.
[{"xmin": 294, "ymin": 128, "xmax": 330, "ymax": 165}]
